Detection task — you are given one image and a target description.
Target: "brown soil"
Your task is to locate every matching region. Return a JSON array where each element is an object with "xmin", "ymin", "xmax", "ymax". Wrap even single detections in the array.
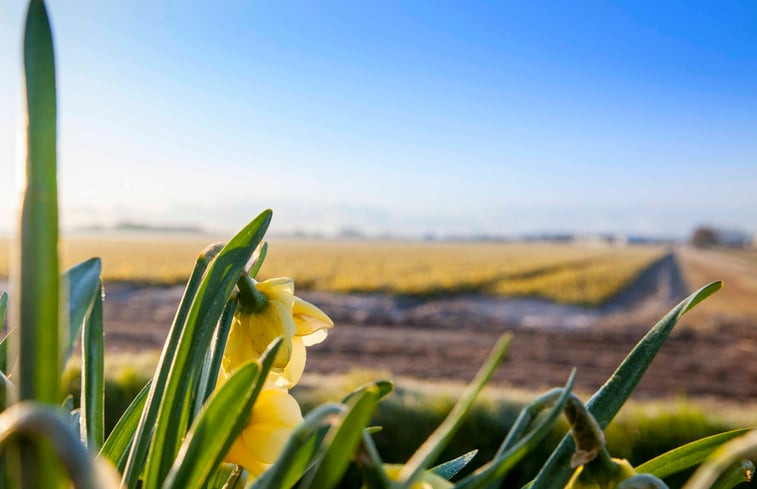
[{"xmin": 98, "ymin": 248, "xmax": 757, "ymax": 401}]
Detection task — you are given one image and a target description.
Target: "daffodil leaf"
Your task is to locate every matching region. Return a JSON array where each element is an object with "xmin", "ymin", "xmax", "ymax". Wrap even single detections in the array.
[
  {"xmin": 300, "ymin": 386, "xmax": 381, "ymax": 489},
  {"xmin": 80, "ymin": 281, "xmax": 104, "ymax": 451},
  {"xmin": 708, "ymin": 459, "xmax": 755, "ymax": 489},
  {"xmin": 635, "ymin": 429, "xmax": 752, "ymax": 479},
  {"xmin": 430, "ymin": 450, "xmax": 478, "ymax": 480},
  {"xmin": 121, "ymin": 246, "xmax": 218, "ymax": 488},
  {"xmin": 161, "ymin": 357, "xmax": 263, "ymax": 489},
  {"xmin": 528, "ymin": 281, "xmax": 723, "ymax": 489},
  {"xmin": 249, "ymin": 241, "xmax": 268, "ymax": 278},
  {"xmin": 455, "ymin": 371, "xmax": 576, "ymax": 489},
  {"xmin": 680, "ymin": 430, "xmax": 757, "ymax": 489},
  {"xmin": 341, "ymin": 380, "xmax": 394, "ymax": 404},
  {"xmin": 141, "ymin": 210, "xmax": 271, "ymax": 489},
  {"xmin": 0, "ymin": 292, "xmax": 7, "ymax": 373},
  {"xmin": 99, "ymin": 380, "xmax": 152, "ymax": 472},
  {"xmin": 250, "ymin": 403, "xmax": 344, "ymax": 489},
  {"xmin": 355, "ymin": 430, "xmax": 392, "ymax": 489},
  {"xmin": 397, "ymin": 333, "xmax": 512, "ymax": 489},
  {"xmin": 191, "ymin": 297, "xmax": 237, "ymax": 422},
  {"xmin": 63, "ymin": 258, "xmax": 102, "ymax": 367}
]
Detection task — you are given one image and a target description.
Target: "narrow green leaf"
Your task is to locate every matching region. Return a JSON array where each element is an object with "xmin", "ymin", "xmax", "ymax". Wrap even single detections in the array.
[
  {"xmin": 122, "ymin": 242, "xmax": 223, "ymax": 487},
  {"xmin": 0, "ymin": 291, "xmax": 8, "ymax": 375},
  {"xmin": 341, "ymin": 380, "xmax": 394, "ymax": 404},
  {"xmin": 99, "ymin": 380, "xmax": 152, "ymax": 471},
  {"xmin": 683, "ymin": 430, "xmax": 757, "ymax": 489},
  {"xmin": 250, "ymin": 403, "xmax": 344, "ymax": 489},
  {"xmin": 301, "ymin": 387, "xmax": 381, "ymax": 489},
  {"xmin": 80, "ymin": 282, "xmax": 104, "ymax": 451},
  {"xmin": 635, "ymin": 429, "xmax": 752, "ymax": 479},
  {"xmin": 161, "ymin": 360, "xmax": 261, "ymax": 489},
  {"xmin": 248, "ymin": 241, "xmax": 268, "ymax": 279},
  {"xmin": 528, "ymin": 282, "xmax": 722, "ymax": 489},
  {"xmin": 17, "ymin": 1, "xmax": 61, "ymax": 486},
  {"xmin": 18, "ymin": 0, "xmax": 59, "ymax": 407},
  {"xmin": 430, "ymin": 450, "xmax": 478, "ymax": 480},
  {"xmin": 397, "ymin": 334, "xmax": 512, "ymax": 489},
  {"xmin": 355, "ymin": 430, "xmax": 391, "ymax": 489},
  {"xmin": 63, "ymin": 258, "xmax": 102, "ymax": 365},
  {"xmin": 709, "ymin": 460, "xmax": 754, "ymax": 489},
  {"xmin": 192, "ymin": 297, "xmax": 238, "ymax": 421},
  {"xmin": 141, "ymin": 209, "xmax": 271, "ymax": 489},
  {"xmin": 456, "ymin": 372, "xmax": 576, "ymax": 489}
]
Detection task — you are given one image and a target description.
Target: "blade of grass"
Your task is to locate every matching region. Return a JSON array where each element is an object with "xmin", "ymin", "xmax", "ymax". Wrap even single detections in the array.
[
  {"xmin": 397, "ymin": 333, "xmax": 512, "ymax": 489},
  {"xmin": 456, "ymin": 372, "xmax": 576, "ymax": 489},
  {"xmin": 63, "ymin": 258, "xmax": 102, "ymax": 366},
  {"xmin": 635, "ymin": 429, "xmax": 752, "ymax": 479},
  {"xmin": 99, "ymin": 380, "xmax": 152, "ymax": 471},
  {"xmin": 80, "ymin": 282, "xmax": 104, "ymax": 451},
  {"xmin": 121, "ymin": 242, "xmax": 223, "ymax": 487},
  {"xmin": 142, "ymin": 210, "xmax": 271, "ymax": 489},
  {"xmin": 528, "ymin": 281, "xmax": 723, "ymax": 489}
]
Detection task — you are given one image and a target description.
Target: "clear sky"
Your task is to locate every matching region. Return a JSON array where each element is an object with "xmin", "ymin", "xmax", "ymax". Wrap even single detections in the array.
[{"xmin": 1, "ymin": 1, "xmax": 755, "ymax": 238}]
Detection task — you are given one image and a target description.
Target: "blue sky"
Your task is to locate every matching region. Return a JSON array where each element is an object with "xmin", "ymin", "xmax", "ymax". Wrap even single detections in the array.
[{"xmin": 1, "ymin": 1, "xmax": 755, "ymax": 238}]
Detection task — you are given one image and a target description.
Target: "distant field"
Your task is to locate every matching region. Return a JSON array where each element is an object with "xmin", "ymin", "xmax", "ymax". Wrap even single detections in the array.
[{"xmin": 0, "ymin": 237, "xmax": 664, "ymax": 306}]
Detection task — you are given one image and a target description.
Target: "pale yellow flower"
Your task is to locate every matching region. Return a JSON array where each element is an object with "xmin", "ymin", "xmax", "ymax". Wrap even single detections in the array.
[
  {"xmin": 382, "ymin": 465, "xmax": 454, "ymax": 489},
  {"xmin": 222, "ymin": 277, "xmax": 333, "ymax": 388},
  {"xmin": 224, "ymin": 386, "xmax": 303, "ymax": 478}
]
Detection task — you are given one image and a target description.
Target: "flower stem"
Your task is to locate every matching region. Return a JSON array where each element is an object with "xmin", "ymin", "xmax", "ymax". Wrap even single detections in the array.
[{"xmin": 237, "ymin": 275, "xmax": 268, "ymax": 313}]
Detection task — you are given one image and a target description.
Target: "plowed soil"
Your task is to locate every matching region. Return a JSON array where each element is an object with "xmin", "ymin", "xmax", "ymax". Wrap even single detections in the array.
[{"xmin": 98, "ymin": 247, "xmax": 757, "ymax": 401}]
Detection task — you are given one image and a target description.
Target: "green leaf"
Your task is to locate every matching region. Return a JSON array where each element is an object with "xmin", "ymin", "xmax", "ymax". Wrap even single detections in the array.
[
  {"xmin": 0, "ymin": 291, "xmax": 8, "ymax": 376},
  {"xmin": 300, "ymin": 386, "xmax": 381, "ymax": 489},
  {"xmin": 430, "ymin": 450, "xmax": 478, "ymax": 480},
  {"xmin": 341, "ymin": 379, "xmax": 394, "ymax": 404},
  {"xmin": 191, "ymin": 297, "xmax": 237, "ymax": 422},
  {"xmin": 397, "ymin": 333, "xmax": 512, "ymax": 489},
  {"xmin": 99, "ymin": 380, "xmax": 152, "ymax": 471},
  {"xmin": 682, "ymin": 429, "xmax": 757, "ymax": 489},
  {"xmin": 0, "ymin": 291, "xmax": 7, "ymax": 326},
  {"xmin": 709, "ymin": 459, "xmax": 754, "ymax": 489},
  {"xmin": 141, "ymin": 210, "xmax": 271, "ymax": 489},
  {"xmin": 122, "ymin": 242, "xmax": 223, "ymax": 487},
  {"xmin": 63, "ymin": 258, "xmax": 102, "ymax": 365},
  {"xmin": 635, "ymin": 429, "xmax": 752, "ymax": 479},
  {"xmin": 250, "ymin": 403, "xmax": 344, "ymax": 489},
  {"xmin": 456, "ymin": 371, "xmax": 576, "ymax": 489},
  {"xmin": 80, "ymin": 282, "xmax": 104, "ymax": 451},
  {"xmin": 17, "ymin": 1, "xmax": 62, "ymax": 486},
  {"xmin": 249, "ymin": 241, "xmax": 268, "ymax": 278},
  {"xmin": 19, "ymin": 0, "xmax": 59, "ymax": 407},
  {"xmin": 161, "ymin": 359, "xmax": 263, "ymax": 489},
  {"xmin": 528, "ymin": 282, "xmax": 722, "ymax": 489}
]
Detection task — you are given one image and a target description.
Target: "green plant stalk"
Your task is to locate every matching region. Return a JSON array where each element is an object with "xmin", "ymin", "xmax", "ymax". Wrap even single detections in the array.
[{"xmin": 15, "ymin": 2, "xmax": 61, "ymax": 488}]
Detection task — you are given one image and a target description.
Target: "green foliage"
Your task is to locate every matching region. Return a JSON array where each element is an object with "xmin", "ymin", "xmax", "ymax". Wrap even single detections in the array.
[{"xmin": 2, "ymin": 1, "xmax": 753, "ymax": 489}]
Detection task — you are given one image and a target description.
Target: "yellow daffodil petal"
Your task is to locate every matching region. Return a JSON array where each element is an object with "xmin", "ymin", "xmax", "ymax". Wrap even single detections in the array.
[
  {"xmin": 268, "ymin": 336, "xmax": 306, "ymax": 389},
  {"xmin": 293, "ymin": 296, "xmax": 333, "ymax": 343},
  {"xmin": 256, "ymin": 277, "xmax": 295, "ymax": 307},
  {"xmin": 227, "ymin": 387, "xmax": 302, "ymax": 470},
  {"xmin": 248, "ymin": 299, "xmax": 295, "ymax": 368}
]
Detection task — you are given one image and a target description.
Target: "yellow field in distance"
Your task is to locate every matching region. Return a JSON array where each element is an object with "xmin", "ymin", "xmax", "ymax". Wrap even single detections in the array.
[{"xmin": 0, "ymin": 237, "xmax": 664, "ymax": 307}]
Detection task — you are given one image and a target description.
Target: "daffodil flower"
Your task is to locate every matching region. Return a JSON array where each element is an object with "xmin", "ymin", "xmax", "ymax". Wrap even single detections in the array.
[
  {"xmin": 222, "ymin": 277, "xmax": 334, "ymax": 389},
  {"xmin": 224, "ymin": 386, "xmax": 303, "ymax": 478}
]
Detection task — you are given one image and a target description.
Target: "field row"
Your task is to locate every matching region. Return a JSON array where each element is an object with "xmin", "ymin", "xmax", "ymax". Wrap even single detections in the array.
[{"xmin": 0, "ymin": 238, "xmax": 664, "ymax": 306}]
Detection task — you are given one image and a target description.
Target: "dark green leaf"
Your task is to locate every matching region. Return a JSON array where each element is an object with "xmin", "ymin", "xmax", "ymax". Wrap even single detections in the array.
[
  {"xmin": 99, "ymin": 380, "xmax": 152, "ymax": 472},
  {"xmin": 63, "ymin": 258, "xmax": 102, "ymax": 365},
  {"xmin": 430, "ymin": 450, "xmax": 478, "ymax": 480},
  {"xmin": 636, "ymin": 429, "xmax": 752, "ymax": 479},
  {"xmin": 141, "ymin": 210, "xmax": 271, "ymax": 489},
  {"xmin": 80, "ymin": 282, "xmax": 104, "ymax": 450},
  {"xmin": 528, "ymin": 282, "xmax": 722, "ymax": 489}
]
